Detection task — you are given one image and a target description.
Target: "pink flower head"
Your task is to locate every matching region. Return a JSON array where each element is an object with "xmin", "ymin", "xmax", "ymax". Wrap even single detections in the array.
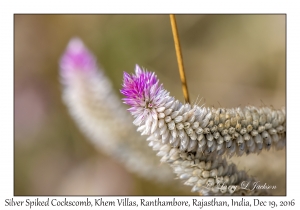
[
  {"xmin": 60, "ymin": 38, "xmax": 97, "ymax": 78},
  {"xmin": 121, "ymin": 65, "xmax": 169, "ymax": 126}
]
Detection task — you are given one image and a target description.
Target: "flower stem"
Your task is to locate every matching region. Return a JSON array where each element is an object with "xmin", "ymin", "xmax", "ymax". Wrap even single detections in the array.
[{"xmin": 170, "ymin": 14, "xmax": 190, "ymax": 104}]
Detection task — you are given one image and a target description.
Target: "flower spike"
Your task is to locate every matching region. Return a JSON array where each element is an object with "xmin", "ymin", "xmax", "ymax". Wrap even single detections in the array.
[
  {"xmin": 121, "ymin": 66, "xmax": 286, "ymax": 157},
  {"xmin": 121, "ymin": 65, "xmax": 286, "ymax": 195},
  {"xmin": 60, "ymin": 39, "xmax": 174, "ymax": 184}
]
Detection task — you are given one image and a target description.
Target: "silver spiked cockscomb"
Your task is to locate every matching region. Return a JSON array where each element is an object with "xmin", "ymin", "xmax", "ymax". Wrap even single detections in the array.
[
  {"xmin": 60, "ymin": 38, "xmax": 174, "ymax": 183},
  {"xmin": 121, "ymin": 65, "xmax": 286, "ymax": 195}
]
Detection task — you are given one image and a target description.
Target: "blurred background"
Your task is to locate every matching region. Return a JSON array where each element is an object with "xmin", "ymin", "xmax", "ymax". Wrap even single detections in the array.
[{"xmin": 14, "ymin": 15, "xmax": 286, "ymax": 195}]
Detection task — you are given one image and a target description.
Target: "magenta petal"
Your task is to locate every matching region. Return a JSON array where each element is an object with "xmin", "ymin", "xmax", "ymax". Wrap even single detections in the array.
[{"xmin": 135, "ymin": 64, "xmax": 143, "ymax": 76}]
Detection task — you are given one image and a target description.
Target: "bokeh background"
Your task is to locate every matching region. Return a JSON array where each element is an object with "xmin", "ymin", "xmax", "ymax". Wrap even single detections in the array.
[{"xmin": 14, "ymin": 14, "xmax": 286, "ymax": 195}]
